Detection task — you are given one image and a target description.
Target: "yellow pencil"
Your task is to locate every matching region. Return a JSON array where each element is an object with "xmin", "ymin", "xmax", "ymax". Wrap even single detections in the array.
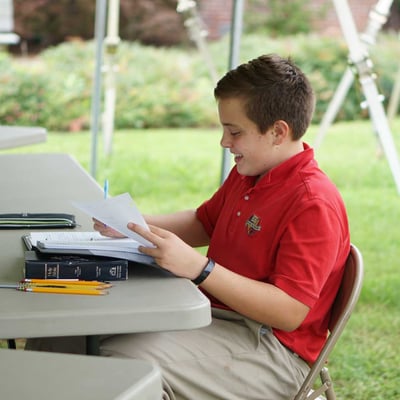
[
  {"xmin": 21, "ymin": 279, "xmax": 111, "ymax": 287},
  {"xmin": 21, "ymin": 287, "xmax": 108, "ymax": 295},
  {"xmin": 22, "ymin": 279, "xmax": 79, "ymax": 283},
  {"xmin": 24, "ymin": 283, "xmax": 109, "ymax": 290},
  {"xmin": 25, "ymin": 281, "xmax": 111, "ymax": 288}
]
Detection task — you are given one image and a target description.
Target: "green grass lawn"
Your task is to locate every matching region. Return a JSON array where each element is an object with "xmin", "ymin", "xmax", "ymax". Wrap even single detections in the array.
[{"xmin": 1, "ymin": 119, "xmax": 400, "ymax": 399}]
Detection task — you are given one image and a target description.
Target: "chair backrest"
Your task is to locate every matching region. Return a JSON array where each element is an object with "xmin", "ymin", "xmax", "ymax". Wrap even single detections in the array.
[{"xmin": 294, "ymin": 243, "xmax": 364, "ymax": 400}]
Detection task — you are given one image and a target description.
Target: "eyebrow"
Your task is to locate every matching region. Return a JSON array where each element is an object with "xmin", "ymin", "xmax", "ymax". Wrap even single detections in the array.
[{"xmin": 221, "ymin": 122, "xmax": 240, "ymax": 128}]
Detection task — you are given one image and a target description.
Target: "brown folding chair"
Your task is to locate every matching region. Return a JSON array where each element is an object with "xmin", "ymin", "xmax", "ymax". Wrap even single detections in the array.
[{"xmin": 294, "ymin": 243, "xmax": 364, "ymax": 400}]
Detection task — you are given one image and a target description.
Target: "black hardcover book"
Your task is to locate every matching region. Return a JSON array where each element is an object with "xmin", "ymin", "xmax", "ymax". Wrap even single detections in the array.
[{"xmin": 24, "ymin": 251, "xmax": 128, "ymax": 281}]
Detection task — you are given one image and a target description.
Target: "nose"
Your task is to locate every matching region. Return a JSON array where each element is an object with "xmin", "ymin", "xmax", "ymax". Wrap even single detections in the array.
[{"xmin": 220, "ymin": 131, "xmax": 231, "ymax": 149}]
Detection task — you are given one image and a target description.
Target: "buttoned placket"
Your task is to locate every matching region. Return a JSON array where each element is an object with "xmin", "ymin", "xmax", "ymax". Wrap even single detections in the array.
[{"xmin": 234, "ymin": 190, "xmax": 252, "ymax": 220}]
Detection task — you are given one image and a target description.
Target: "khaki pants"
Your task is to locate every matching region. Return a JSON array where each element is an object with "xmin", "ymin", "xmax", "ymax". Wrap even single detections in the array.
[{"xmin": 26, "ymin": 308, "xmax": 309, "ymax": 400}]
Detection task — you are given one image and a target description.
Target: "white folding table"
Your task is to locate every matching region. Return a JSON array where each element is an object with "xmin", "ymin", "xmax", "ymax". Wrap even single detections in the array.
[
  {"xmin": 0, "ymin": 125, "xmax": 47, "ymax": 149},
  {"xmin": 0, "ymin": 153, "xmax": 211, "ymax": 352},
  {"xmin": 0, "ymin": 348, "xmax": 163, "ymax": 400}
]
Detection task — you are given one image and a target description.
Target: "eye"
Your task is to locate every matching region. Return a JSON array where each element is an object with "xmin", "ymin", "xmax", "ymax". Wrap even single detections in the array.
[{"xmin": 230, "ymin": 131, "xmax": 241, "ymax": 136}]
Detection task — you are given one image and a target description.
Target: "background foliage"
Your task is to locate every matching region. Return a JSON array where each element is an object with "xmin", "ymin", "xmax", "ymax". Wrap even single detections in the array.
[
  {"xmin": 1, "ymin": 33, "xmax": 400, "ymax": 131},
  {"xmin": 244, "ymin": 0, "xmax": 319, "ymax": 35},
  {"xmin": 12, "ymin": 0, "xmax": 186, "ymax": 50}
]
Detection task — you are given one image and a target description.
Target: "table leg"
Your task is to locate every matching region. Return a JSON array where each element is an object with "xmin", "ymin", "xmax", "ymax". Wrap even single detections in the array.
[{"xmin": 86, "ymin": 335, "xmax": 100, "ymax": 355}]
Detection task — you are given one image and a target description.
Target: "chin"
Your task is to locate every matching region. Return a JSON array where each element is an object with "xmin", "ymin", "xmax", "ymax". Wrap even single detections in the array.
[{"xmin": 237, "ymin": 168, "xmax": 254, "ymax": 177}]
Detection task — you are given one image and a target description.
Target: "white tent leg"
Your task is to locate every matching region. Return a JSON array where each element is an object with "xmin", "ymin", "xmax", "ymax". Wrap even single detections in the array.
[
  {"xmin": 314, "ymin": 68, "xmax": 354, "ymax": 149},
  {"xmin": 314, "ymin": 0, "xmax": 393, "ymax": 148},
  {"xmin": 332, "ymin": 0, "xmax": 400, "ymax": 194}
]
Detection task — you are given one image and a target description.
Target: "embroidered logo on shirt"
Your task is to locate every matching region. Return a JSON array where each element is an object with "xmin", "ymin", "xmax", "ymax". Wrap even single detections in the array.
[{"xmin": 245, "ymin": 214, "xmax": 261, "ymax": 236}]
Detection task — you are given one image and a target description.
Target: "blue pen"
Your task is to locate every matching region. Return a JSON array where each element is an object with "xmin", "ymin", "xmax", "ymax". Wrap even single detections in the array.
[{"xmin": 103, "ymin": 179, "xmax": 109, "ymax": 199}]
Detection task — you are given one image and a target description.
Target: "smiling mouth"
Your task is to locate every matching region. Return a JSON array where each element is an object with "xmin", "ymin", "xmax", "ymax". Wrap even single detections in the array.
[{"xmin": 233, "ymin": 153, "xmax": 243, "ymax": 163}]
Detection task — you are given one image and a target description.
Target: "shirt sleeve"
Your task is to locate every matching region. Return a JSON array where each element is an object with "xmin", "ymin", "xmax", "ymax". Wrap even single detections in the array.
[{"xmin": 270, "ymin": 199, "xmax": 348, "ymax": 308}]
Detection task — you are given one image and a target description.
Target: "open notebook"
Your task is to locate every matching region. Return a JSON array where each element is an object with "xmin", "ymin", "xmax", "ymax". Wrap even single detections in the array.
[{"xmin": 23, "ymin": 231, "xmax": 156, "ymax": 266}]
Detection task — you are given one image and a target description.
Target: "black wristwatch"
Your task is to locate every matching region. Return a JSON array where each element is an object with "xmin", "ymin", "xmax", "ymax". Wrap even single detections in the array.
[{"xmin": 191, "ymin": 258, "xmax": 215, "ymax": 285}]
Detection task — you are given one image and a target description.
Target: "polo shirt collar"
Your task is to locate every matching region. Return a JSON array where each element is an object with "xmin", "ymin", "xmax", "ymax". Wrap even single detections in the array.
[{"xmin": 241, "ymin": 142, "xmax": 315, "ymax": 188}]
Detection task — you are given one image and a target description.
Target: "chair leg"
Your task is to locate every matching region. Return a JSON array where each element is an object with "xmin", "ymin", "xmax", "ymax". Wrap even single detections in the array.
[
  {"xmin": 7, "ymin": 339, "xmax": 16, "ymax": 349},
  {"xmin": 320, "ymin": 367, "xmax": 336, "ymax": 400}
]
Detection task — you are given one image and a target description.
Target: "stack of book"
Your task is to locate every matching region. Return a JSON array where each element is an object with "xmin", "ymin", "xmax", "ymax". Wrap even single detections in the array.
[
  {"xmin": 22, "ymin": 231, "xmax": 156, "ymax": 281},
  {"xmin": 24, "ymin": 251, "xmax": 129, "ymax": 281}
]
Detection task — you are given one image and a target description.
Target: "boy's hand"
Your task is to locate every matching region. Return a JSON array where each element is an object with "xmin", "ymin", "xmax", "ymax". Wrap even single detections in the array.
[
  {"xmin": 92, "ymin": 218, "xmax": 126, "ymax": 238},
  {"xmin": 128, "ymin": 222, "xmax": 208, "ymax": 280}
]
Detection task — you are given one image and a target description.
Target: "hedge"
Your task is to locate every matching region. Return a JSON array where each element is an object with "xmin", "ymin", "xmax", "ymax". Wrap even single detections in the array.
[{"xmin": 1, "ymin": 33, "xmax": 399, "ymax": 131}]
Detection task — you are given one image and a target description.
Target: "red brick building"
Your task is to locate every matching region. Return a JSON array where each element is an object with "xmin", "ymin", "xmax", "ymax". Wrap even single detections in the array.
[
  {"xmin": 312, "ymin": 0, "xmax": 387, "ymax": 36},
  {"xmin": 198, "ymin": 0, "xmax": 394, "ymax": 40}
]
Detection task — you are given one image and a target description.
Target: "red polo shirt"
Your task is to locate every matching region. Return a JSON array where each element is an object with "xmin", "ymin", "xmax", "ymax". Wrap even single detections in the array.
[{"xmin": 196, "ymin": 143, "xmax": 350, "ymax": 364}]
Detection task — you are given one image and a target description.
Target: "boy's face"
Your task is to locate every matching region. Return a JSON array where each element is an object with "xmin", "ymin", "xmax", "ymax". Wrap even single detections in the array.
[{"xmin": 218, "ymin": 97, "xmax": 284, "ymax": 178}]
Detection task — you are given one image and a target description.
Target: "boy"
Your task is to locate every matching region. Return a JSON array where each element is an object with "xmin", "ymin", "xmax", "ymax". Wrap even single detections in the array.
[{"xmin": 32, "ymin": 54, "xmax": 351, "ymax": 400}]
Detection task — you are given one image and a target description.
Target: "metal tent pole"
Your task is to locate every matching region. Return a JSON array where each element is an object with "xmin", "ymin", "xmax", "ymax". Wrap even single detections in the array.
[
  {"xmin": 177, "ymin": 0, "xmax": 218, "ymax": 84},
  {"xmin": 387, "ymin": 58, "xmax": 400, "ymax": 122},
  {"xmin": 332, "ymin": 0, "xmax": 400, "ymax": 194},
  {"xmin": 220, "ymin": 0, "xmax": 245, "ymax": 184},
  {"xmin": 103, "ymin": 0, "xmax": 120, "ymax": 156},
  {"xmin": 314, "ymin": 0, "xmax": 393, "ymax": 149},
  {"xmin": 313, "ymin": 67, "xmax": 354, "ymax": 149},
  {"xmin": 90, "ymin": 0, "xmax": 107, "ymax": 178}
]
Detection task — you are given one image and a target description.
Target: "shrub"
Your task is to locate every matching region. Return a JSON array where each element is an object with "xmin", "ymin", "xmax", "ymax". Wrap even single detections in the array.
[
  {"xmin": 1, "ymin": 33, "xmax": 400, "ymax": 131},
  {"xmin": 111, "ymin": 42, "xmax": 216, "ymax": 129},
  {"xmin": 243, "ymin": 0, "xmax": 316, "ymax": 36},
  {"xmin": 13, "ymin": 0, "xmax": 185, "ymax": 51}
]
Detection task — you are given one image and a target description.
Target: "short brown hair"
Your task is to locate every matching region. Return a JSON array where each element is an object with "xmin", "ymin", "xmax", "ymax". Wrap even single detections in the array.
[{"xmin": 214, "ymin": 54, "xmax": 315, "ymax": 140}]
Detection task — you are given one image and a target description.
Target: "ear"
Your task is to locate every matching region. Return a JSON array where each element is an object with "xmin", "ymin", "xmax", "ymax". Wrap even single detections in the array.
[{"xmin": 271, "ymin": 120, "xmax": 290, "ymax": 145}]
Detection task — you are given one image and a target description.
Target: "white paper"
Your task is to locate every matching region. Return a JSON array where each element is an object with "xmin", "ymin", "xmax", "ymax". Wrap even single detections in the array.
[
  {"xmin": 28, "ymin": 231, "xmax": 141, "ymax": 252},
  {"xmin": 24, "ymin": 231, "xmax": 156, "ymax": 265},
  {"xmin": 72, "ymin": 193, "xmax": 153, "ymax": 247},
  {"xmin": 29, "ymin": 231, "xmax": 105, "ymax": 245}
]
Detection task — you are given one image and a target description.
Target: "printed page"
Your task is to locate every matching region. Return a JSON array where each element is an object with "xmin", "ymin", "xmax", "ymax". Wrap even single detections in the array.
[
  {"xmin": 72, "ymin": 193, "xmax": 153, "ymax": 247},
  {"xmin": 38, "ymin": 237, "xmax": 141, "ymax": 253},
  {"xmin": 28, "ymin": 231, "xmax": 104, "ymax": 247}
]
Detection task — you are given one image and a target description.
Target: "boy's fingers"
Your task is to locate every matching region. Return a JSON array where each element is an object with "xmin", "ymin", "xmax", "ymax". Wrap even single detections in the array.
[{"xmin": 128, "ymin": 222, "xmax": 161, "ymax": 246}]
